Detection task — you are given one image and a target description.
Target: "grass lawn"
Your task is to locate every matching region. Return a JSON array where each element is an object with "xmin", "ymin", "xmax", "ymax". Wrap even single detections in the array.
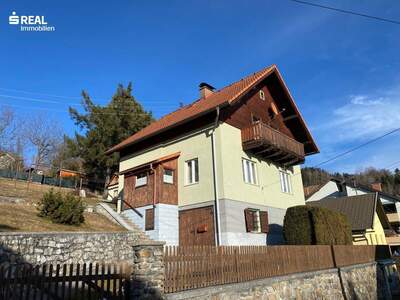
[{"xmin": 0, "ymin": 177, "xmax": 125, "ymax": 233}]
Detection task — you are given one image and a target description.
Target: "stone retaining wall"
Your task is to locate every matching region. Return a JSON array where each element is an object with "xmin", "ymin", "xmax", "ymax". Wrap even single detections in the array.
[
  {"xmin": 0, "ymin": 231, "xmax": 140, "ymax": 265},
  {"xmin": 164, "ymin": 262, "xmax": 390, "ymax": 300}
]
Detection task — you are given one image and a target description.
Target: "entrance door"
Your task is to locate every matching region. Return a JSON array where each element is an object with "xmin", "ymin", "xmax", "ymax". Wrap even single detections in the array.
[{"xmin": 179, "ymin": 206, "xmax": 215, "ymax": 246}]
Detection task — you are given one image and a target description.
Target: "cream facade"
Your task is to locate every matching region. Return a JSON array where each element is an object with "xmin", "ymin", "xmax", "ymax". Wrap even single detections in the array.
[{"xmin": 118, "ymin": 122, "xmax": 306, "ymax": 245}]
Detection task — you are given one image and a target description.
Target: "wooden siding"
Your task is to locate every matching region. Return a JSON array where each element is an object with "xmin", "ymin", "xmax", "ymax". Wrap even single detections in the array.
[
  {"xmin": 123, "ymin": 157, "xmax": 178, "ymax": 209},
  {"xmin": 222, "ymin": 82, "xmax": 294, "ymax": 139},
  {"xmin": 179, "ymin": 206, "xmax": 215, "ymax": 246}
]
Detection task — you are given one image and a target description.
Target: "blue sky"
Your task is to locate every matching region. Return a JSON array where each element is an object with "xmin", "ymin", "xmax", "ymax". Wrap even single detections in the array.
[{"xmin": 1, "ymin": 0, "xmax": 400, "ymax": 173}]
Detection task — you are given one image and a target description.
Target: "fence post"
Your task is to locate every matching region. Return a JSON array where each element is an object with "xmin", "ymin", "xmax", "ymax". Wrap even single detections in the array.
[{"xmin": 131, "ymin": 241, "xmax": 165, "ymax": 299}]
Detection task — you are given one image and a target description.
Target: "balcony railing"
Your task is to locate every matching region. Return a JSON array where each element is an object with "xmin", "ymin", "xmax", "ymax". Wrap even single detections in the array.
[{"xmin": 241, "ymin": 122, "xmax": 305, "ymax": 166}]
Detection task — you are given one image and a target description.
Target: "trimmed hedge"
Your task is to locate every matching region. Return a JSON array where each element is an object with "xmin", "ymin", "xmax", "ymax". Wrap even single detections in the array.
[
  {"xmin": 283, "ymin": 205, "xmax": 352, "ymax": 245},
  {"xmin": 38, "ymin": 189, "xmax": 85, "ymax": 225}
]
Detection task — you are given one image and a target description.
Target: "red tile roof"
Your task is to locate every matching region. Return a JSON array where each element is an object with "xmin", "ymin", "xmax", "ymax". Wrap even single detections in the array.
[
  {"xmin": 107, "ymin": 65, "xmax": 275, "ymax": 153},
  {"xmin": 107, "ymin": 64, "xmax": 318, "ymax": 154}
]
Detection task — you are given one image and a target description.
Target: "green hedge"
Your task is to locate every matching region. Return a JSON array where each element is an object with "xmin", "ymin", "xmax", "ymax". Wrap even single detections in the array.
[
  {"xmin": 283, "ymin": 205, "xmax": 352, "ymax": 245},
  {"xmin": 38, "ymin": 189, "xmax": 85, "ymax": 225}
]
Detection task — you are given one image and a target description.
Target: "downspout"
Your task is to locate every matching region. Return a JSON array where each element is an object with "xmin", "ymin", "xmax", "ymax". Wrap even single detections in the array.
[
  {"xmin": 211, "ymin": 107, "xmax": 222, "ymax": 246},
  {"xmin": 150, "ymin": 163, "xmax": 156, "ymax": 208}
]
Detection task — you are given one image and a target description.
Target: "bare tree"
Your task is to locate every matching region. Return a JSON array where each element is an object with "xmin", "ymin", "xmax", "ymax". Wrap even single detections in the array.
[
  {"xmin": 0, "ymin": 106, "xmax": 15, "ymax": 151},
  {"xmin": 24, "ymin": 114, "xmax": 63, "ymax": 168}
]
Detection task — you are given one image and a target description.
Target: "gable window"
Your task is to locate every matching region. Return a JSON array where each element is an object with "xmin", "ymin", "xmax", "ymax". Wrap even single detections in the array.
[
  {"xmin": 163, "ymin": 169, "xmax": 174, "ymax": 184},
  {"xmin": 185, "ymin": 158, "xmax": 199, "ymax": 185},
  {"xmin": 259, "ymin": 90, "xmax": 265, "ymax": 100},
  {"xmin": 135, "ymin": 172, "xmax": 148, "ymax": 187},
  {"xmin": 251, "ymin": 114, "xmax": 261, "ymax": 124},
  {"xmin": 242, "ymin": 158, "xmax": 257, "ymax": 185},
  {"xmin": 244, "ymin": 208, "xmax": 269, "ymax": 233},
  {"xmin": 279, "ymin": 170, "xmax": 292, "ymax": 194}
]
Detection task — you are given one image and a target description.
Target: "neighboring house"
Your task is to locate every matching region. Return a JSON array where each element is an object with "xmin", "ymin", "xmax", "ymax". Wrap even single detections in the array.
[
  {"xmin": 26, "ymin": 164, "xmax": 51, "ymax": 176},
  {"xmin": 305, "ymin": 179, "xmax": 400, "ymax": 247},
  {"xmin": 0, "ymin": 152, "xmax": 17, "ymax": 170},
  {"xmin": 106, "ymin": 65, "xmax": 318, "ymax": 246},
  {"xmin": 57, "ymin": 168, "xmax": 84, "ymax": 179},
  {"xmin": 308, "ymin": 194, "xmax": 390, "ymax": 245},
  {"xmin": 106, "ymin": 174, "xmax": 119, "ymax": 202}
]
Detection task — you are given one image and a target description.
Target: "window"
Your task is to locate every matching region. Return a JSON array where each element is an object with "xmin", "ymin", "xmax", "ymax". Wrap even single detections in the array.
[
  {"xmin": 135, "ymin": 172, "xmax": 147, "ymax": 187},
  {"xmin": 244, "ymin": 209, "xmax": 269, "ymax": 233},
  {"xmin": 145, "ymin": 208, "xmax": 154, "ymax": 231},
  {"xmin": 185, "ymin": 158, "xmax": 199, "ymax": 185},
  {"xmin": 268, "ymin": 107, "xmax": 275, "ymax": 119},
  {"xmin": 279, "ymin": 170, "xmax": 292, "ymax": 194},
  {"xmin": 259, "ymin": 90, "xmax": 265, "ymax": 100},
  {"xmin": 251, "ymin": 114, "xmax": 260, "ymax": 124},
  {"xmin": 163, "ymin": 169, "xmax": 174, "ymax": 184},
  {"xmin": 242, "ymin": 159, "xmax": 257, "ymax": 185}
]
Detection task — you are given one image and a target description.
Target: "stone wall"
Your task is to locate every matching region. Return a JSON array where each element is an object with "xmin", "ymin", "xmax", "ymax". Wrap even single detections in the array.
[
  {"xmin": 165, "ymin": 262, "xmax": 391, "ymax": 300},
  {"xmin": 340, "ymin": 262, "xmax": 390, "ymax": 300},
  {"xmin": 0, "ymin": 231, "xmax": 140, "ymax": 265},
  {"xmin": 131, "ymin": 241, "xmax": 165, "ymax": 300}
]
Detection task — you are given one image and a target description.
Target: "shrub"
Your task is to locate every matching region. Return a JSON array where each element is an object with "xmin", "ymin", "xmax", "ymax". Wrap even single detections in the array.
[
  {"xmin": 38, "ymin": 189, "xmax": 85, "ymax": 225},
  {"xmin": 283, "ymin": 205, "xmax": 352, "ymax": 245},
  {"xmin": 283, "ymin": 206, "xmax": 314, "ymax": 245},
  {"xmin": 311, "ymin": 206, "xmax": 353, "ymax": 245}
]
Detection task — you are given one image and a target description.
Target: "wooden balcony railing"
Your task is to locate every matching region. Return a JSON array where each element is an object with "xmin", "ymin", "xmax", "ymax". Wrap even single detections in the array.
[{"xmin": 241, "ymin": 122, "xmax": 305, "ymax": 166}]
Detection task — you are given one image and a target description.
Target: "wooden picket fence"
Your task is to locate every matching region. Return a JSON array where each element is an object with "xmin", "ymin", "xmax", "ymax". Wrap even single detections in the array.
[
  {"xmin": 164, "ymin": 245, "xmax": 391, "ymax": 293},
  {"xmin": 0, "ymin": 262, "xmax": 131, "ymax": 300}
]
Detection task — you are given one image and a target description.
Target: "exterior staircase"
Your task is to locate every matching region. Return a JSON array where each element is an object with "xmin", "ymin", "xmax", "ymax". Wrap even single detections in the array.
[{"xmin": 96, "ymin": 202, "xmax": 151, "ymax": 241}]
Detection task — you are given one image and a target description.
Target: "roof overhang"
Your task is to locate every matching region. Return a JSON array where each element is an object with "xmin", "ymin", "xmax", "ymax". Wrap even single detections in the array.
[
  {"xmin": 106, "ymin": 65, "xmax": 319, "ymax": 155},
  {"xmin": 119, "ymin": 152, "xmax": 181, "ymax": 175}
]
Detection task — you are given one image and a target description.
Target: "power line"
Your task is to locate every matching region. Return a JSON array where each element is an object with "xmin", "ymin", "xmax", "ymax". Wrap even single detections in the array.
[
  {"xmin": 261, "ymin": 126, "xmax": 400, "ymax": 189},
  {"xmin": 288, "ymin": 0, "xmax": 400, "ymax": 25},
  {"xmin": 384, "ymin": 159, "xmax": 400, "ymax": 171},
  {"xmin": 313, "ymin": 127, "xmax": 400, "ymax": 168},
  {"xmin": 0, "ymin": 103, "xmax": 167, "ymax": 116},
  {"xmin": 0, "ymin": 93, "xmax": 179, "ymax": 107}
]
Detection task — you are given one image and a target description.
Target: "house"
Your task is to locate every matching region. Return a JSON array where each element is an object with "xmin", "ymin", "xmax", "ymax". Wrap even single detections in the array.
[
  {"xmin": 0, "ymin": 152, "xmax": 17, "ymax": 170},
  {"xmin": 308, "ymin": 193, "xmax": 390, "ymax": 245},
  {"xmin": 305, "ymin": 178, "xmax": 400, "ymax": 247},
  {"xmin": 57, "ymin": 168, "xmax": 85, "ymax": 179},
  {"xmin": 106, "ymin": 174, "xmax": 119, "ymax": 202},
  {"xmin": 26, "ymin": 164, "xmax": 51, "ymax": 176},
  {"xmin": 106, "ymin": 65, "xmax": 318, "ymax": 246}
]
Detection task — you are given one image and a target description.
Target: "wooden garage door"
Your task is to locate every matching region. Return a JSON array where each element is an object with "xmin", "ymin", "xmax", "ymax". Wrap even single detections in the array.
[{"xmin": 179, "ymin": 206, "xmax": 215, "ymax": 246}]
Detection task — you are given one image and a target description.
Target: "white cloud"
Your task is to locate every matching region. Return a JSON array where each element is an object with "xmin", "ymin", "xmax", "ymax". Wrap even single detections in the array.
[
  {"xmin": 308, "ymin": 84, "xmax": 400, "ymax": 173},
  {"xmin": 319, "ymin": 88, "xmax": 400, "ymax": 142}
]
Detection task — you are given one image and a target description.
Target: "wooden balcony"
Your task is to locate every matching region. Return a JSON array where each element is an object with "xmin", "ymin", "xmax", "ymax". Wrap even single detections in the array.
[{"xmin": 241, "ymin": 122, "xmax": 305, "ymax": 166}]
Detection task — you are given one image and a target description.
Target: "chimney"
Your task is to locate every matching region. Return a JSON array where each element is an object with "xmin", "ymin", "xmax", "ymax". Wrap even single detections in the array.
[
  {"xmin": 370, "ymin": 182, "xmax": 382, "ymax": 192},
  {"xmin": 199, "ymin": 82, "xmax": 215, "ymax": 98}
]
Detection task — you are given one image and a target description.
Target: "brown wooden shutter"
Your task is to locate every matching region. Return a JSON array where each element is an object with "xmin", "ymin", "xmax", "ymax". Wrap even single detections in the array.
[
  {"xmin": 260, "ymin": 211, "xmax": 269, "ymax": 233},
  {"xmin": 145, "ymin": 208, "xmax": 154, "ymax": 231},
  {"xmin": 244, "ymin": 209, "xmax": 254, "ymax": 232}
]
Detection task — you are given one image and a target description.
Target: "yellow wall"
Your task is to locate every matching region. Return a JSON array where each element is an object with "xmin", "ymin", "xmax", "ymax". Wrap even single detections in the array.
[
  {"xmin": 119, "ymin": 126, "xmax": 217, "ymax": 207},
  {"xmin": 216, "ymin": 123, "xmax": 306, "ymax": 209},
  {"xmin": 352, "ymin": 212, "xmax": 387, "ymax": 245},
  {"xmin": 119, "ymin": 122, "xmax": 306, "ymax": 209}
]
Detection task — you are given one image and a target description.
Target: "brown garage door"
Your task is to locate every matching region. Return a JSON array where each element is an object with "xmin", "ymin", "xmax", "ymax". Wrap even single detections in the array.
[{"xmin": 179, "ymin": 206, "xmax": 215, "ymax": 246}]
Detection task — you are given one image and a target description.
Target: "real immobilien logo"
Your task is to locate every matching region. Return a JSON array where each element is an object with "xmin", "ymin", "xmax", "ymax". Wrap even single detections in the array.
[{"xmin": 9, "ymin": 11, "xmax": 56, "ymax": 32}]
